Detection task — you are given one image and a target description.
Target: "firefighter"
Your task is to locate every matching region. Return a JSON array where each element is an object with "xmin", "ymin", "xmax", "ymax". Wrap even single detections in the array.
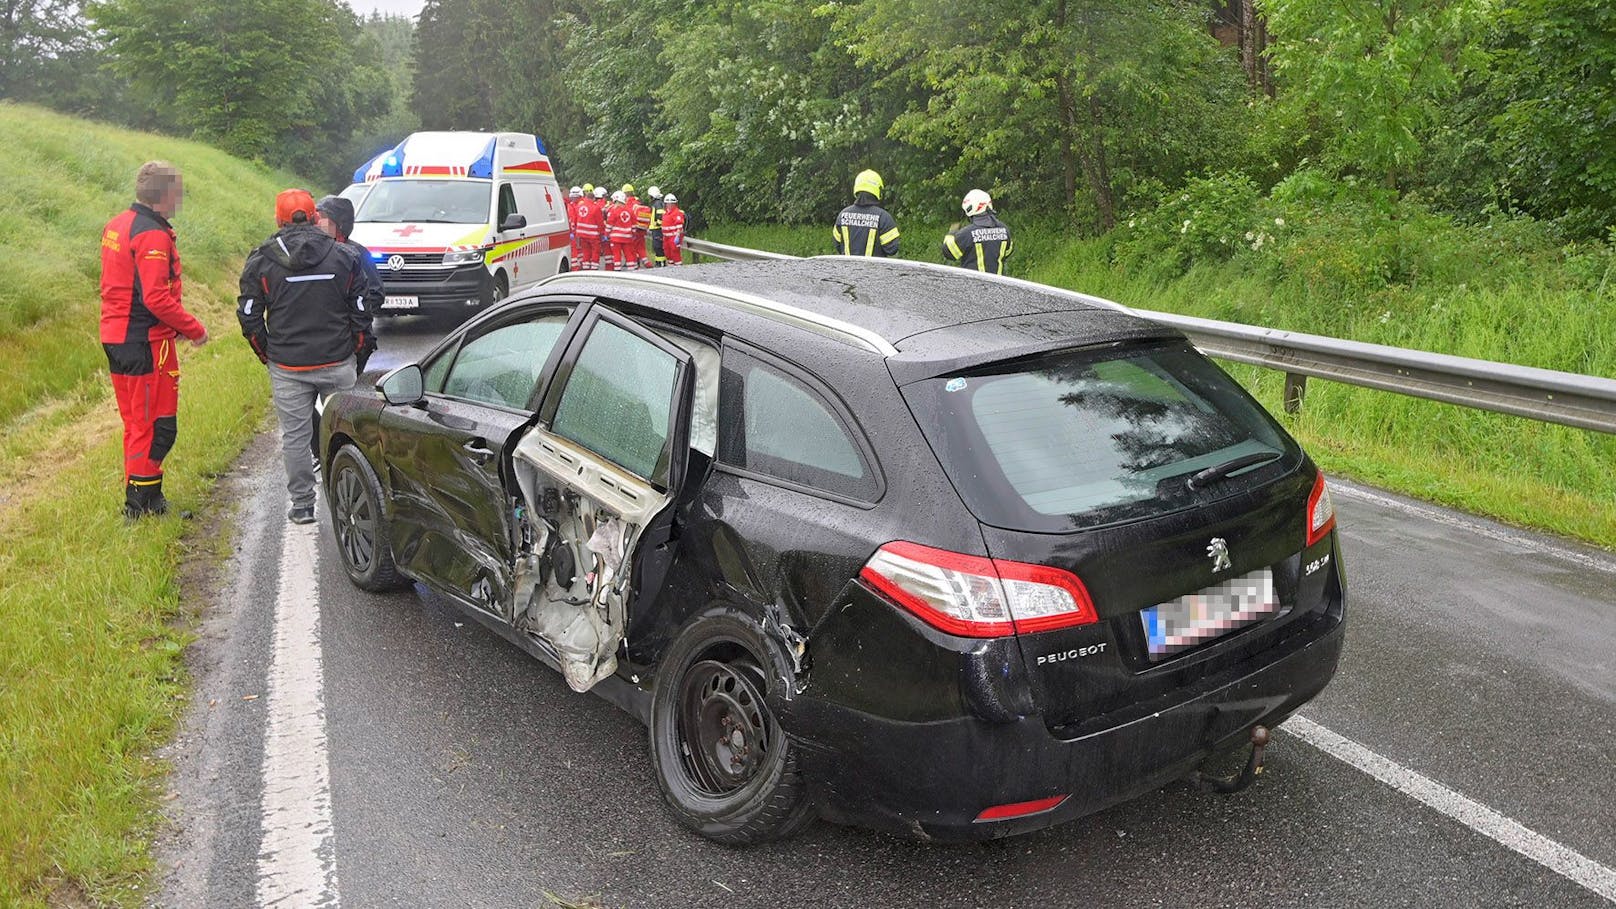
[
  {"xmin": 237, "ymin": 189, "xmax": 371, "ymax": 524},
  {"xmin": 573, "ymin": 186, "xmax": 606, "ymax": 270},
  {"xmin": 566, "ymin": 185, "xmax": 584, "ymax": 266},
  {"xmin": 833, "ymin": 169, "xmax": 899, "ymax": 257},
  {"xmin": 647, "ymin": 186, "xmax": 667, "ymax": 267},
  {"xmin": 99, "ymin": 161, "xmax": 210, "ymax": 519},
  {"xmin": 942, "ymin": 189, "xmax": 1014, "ymax": 275},
  {"xmin": 660, "ymin": 193, "xmax": 686, "ymax": 265},
  {"xmin": 607, "ymin": 189, "xmax": 640, "ymax": 271}
]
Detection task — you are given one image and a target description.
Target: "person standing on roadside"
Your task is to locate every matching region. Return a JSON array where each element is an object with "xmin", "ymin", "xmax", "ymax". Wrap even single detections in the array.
[
  {"xmin": 315, "ymin": 194, "xmax": 382, "ymax": 366},
  {"xmin": 660, "ymin": 193, "xmax": 686, "ymax": 265},
  {"xmin": 237, "ymin": 189, "xmax": 371, "ymax": 525},
  {"xmin": 942, "ymin": 189, "xmax": 1014, "ymax": 275},
  {"xmin": 646, "ymin": 186, "xmax": 667, "ymax": 267},
  {"xmin": 832, "ymin": 169, "xmax": 899, "ymax": 257},
  {"xmin": 99, "ymin": 160, "xmax": 210, "ymax": 519}
]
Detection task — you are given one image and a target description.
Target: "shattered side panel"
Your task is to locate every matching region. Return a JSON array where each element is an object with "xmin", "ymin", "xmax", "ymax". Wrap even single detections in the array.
[{"xmin": 510, "ymin": 429, "xmax": 670, "ymax": 692}]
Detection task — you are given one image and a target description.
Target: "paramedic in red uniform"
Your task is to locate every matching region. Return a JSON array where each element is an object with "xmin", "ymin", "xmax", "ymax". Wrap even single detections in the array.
[
  {"xmin": 607, "ymin": 190, "xmax": 639, "ymax": 271},
  {"xmin": 660, "ymin": 193, "xmax": 686, "ymax": 265},
  {"xmin": 566, "ymin": 186, "xmax": 583, "ymax": 265},
  {"xmin": 99, "ymin": 161, "xmax": 210, "ymax": 519},
  {"xmin": 574, "ymin": 188, "xmax": 605, "ymax": 270}
]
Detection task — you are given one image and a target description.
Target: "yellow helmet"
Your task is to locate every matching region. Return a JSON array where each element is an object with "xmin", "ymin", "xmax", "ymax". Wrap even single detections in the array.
[
  {"xmin": 853, "ymin": 169, "xmax": 883, "ymax": 200},
  {"xmin": 621, "ymin": 183, "xmax": 636, "ymax": 195},
  {"xmin": 582, "ymin": 183, "xmax": 595, "ymax": 193}
]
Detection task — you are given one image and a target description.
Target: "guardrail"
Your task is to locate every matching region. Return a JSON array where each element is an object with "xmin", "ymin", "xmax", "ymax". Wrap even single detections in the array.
[{"xmin": 682, "ymin": 236, "xmax": 1616, "ymax": 434}]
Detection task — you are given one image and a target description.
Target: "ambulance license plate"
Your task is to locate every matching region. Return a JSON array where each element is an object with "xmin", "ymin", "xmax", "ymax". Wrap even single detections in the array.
[
  {"xmin": 1140, "ymin": 568, "xmax": 1278, "ymax": 660},
  {"xmin": 382, "ymin": 295, "xmax": 419, "ymax": 310}
]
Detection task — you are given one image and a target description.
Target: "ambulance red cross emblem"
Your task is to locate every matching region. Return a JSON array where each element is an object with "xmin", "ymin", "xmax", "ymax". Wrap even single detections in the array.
[{"xmin": 393, "ymin": 224, "xmax": 424, "ymax": 237}]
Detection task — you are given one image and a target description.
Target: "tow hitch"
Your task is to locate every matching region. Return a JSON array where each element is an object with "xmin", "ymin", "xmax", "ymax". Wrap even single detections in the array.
[{"xmin": 1188, "ymin": 725, "xmax": 1270, "ymax": 794}]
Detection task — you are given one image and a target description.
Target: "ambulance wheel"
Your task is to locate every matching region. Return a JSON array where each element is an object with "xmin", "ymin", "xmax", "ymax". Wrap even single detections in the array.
[
  {"xmin": 559, "ymin": 257, "xmax": 571, "ymax": 273},
  {"xmin": 489, "ymin": 273, "xmax": 508, "ymax": 307}
]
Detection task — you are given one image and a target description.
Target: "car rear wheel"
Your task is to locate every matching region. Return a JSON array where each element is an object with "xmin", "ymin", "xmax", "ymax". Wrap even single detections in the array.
[
  {"xmin": 649, "ymin": 612, "xmax": 815, "ymax": 845},
  {"xmin": 329, "ymin": 444, "xmax": 407, "ymax": 592}
]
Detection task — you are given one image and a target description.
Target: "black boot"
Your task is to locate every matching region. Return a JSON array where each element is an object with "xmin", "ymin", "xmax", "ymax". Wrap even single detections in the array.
[{"xmin": 124, "ymin": 476, "xmax": 168, "ymax": 519}]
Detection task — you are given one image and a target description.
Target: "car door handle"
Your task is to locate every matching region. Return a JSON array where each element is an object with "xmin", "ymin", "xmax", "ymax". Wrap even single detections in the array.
[{"xmin": 462, "ymin": 439, "xmax": 494, "ymax": 463}]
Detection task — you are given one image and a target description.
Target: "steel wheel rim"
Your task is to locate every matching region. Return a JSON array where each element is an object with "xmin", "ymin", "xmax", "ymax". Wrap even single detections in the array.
[
  {"xmin": 676, "ymin": 659, "xmax": 772, "ymax": 796},
  {"xmin": 333, "ymin": 465, "xmax": 376, "ymax": 573}
]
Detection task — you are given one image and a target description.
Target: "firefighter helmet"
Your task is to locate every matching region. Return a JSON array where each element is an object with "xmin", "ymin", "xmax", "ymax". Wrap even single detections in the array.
[
  {"xmin": 582, "ymin": 183, "xmax": 595, "ymax": 194},
  {"xmin": 853, "ymin": 169, "xmax": 883, "ymax": 200},
  {"xmin": 962, "ymin": 189, "xmax": 993, "ymax": 217},
  {"xmin": 662, "ymin": 193, "xmax": 677, "ymax": 204},
  {"xmin": 648, "ymin": 186, "xmax": 662, "ymax": 199},
  {"xmin": 621, "ymin": 183, "xmax": 635, "ymax": 195},
  {"xmin": 611, "ymin": 190, "xmax": 626, "ymax": 203}
]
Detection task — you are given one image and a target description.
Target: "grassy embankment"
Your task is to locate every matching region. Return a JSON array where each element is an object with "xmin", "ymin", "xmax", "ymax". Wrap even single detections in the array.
[
  {"xmin": 702, "ymin": 221, "xmax": 1616, "ymax": 550},
  {"xmin": 0, "ymin": 102, "xmax": 301, "ymax": 907}
]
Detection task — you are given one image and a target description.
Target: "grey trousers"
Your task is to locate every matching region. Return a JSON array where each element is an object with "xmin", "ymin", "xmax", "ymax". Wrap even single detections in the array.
[{"xmin": 270, "ymin": 358, "xmax": 356, "ymax": 509}]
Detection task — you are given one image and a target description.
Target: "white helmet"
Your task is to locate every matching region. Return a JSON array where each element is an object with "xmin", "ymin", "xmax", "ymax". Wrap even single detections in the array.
[
  {"xmin": 568, "ymin": 185, "xmax": 582, "ymax": 197},
  {"xmin": 662, "ymin": 193, "xmax": 677, "ymax": 204},
  {"xmin": 611, "ymin": 190, "xmax": 626, "ymax": 203},
  {"xmin": 962, "ymin": 189, "xmax": 993, "ymax": 217},
  {"xmin": 593, "ymin": 186, "xmax": 608, "ymax": 198},
  {"xmin": 648, "ymin": 186, "xmax": 662, "ymax": 199}
]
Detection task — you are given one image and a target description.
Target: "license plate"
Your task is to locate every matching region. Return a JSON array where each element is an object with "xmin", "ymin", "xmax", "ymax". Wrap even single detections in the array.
[
  {"xmin": 1140, "ymin": 568, "xmax": 1278, "ymax": 660},
  {"xmin": 382, "ymin": 295, "xmax": 419, "ymax": 309}
]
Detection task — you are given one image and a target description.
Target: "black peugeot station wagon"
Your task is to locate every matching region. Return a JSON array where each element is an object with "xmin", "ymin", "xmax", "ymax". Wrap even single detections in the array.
[{"xmin": 319, "ymin": 257, "xmax": 1346, "ymax": 844}]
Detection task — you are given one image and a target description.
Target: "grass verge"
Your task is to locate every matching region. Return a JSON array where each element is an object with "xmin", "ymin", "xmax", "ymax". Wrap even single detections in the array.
[
  {"xmin": 700, "ymin": 221, "xmax": 1616, "ymax": 550},
  {"xmin": 0, "ymin": 102, "xmax": 301, "ymax": 907}
]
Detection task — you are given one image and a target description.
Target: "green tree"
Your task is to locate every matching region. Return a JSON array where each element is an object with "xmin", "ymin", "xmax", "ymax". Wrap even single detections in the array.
[
  {"xmin": 0, "ymin": 0, "xmax": 100, "ymax": 110},
  {"xmin": 1262, "ymin": 0, "xmax": 1487, "ymax": 191}
]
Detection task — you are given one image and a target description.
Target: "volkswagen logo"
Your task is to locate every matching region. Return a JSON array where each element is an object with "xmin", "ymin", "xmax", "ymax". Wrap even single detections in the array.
[
  {"xmin": 386, "ymin": 254, "xmax": 405, "ymax": 272},
  {"xmin": 1207, "ymin": 537, "xmax": 1232, "ymax": 573}
]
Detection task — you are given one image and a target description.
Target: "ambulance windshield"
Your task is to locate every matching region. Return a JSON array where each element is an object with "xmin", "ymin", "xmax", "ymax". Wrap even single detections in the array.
[{"xmin": 356, "ymin": 179, "xmax": 492, "ymax": 224}]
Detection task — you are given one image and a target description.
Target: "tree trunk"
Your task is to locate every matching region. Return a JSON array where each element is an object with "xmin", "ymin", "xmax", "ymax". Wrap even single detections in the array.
[{"xmin": 1082, "ymin": 93, "xmax": 1116, "ymax": 230}]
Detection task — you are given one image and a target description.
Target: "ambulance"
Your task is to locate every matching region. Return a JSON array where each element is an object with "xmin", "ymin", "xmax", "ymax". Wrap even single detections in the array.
[{"xmin": 349, "ymin": 131, "xmax": 572, "ymax": 317}]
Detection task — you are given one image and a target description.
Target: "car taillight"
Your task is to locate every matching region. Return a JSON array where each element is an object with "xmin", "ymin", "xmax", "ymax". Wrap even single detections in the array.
[
  {"xmin": 975, "ymin": 794, "xmax": 1069, "ymax": 822},
  {"xmin": 1306, "ymin": 470, "xmax": 1336, "ymax": 546},
  {"xmin": 859, "ymin": 541, "xmax": 1097, "ymax": 638}
]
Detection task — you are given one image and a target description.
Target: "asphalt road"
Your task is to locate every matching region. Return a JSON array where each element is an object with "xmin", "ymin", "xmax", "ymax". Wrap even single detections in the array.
[{"xmin": 154, "ymin": 314, "xmax": 1616, "ymax": 908}]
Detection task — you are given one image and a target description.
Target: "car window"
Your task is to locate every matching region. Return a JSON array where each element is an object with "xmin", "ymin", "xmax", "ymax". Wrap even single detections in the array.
[
  {"xmin": 422, "ymin": 344, "xmax": 454, "ymax": 393},
  {"xmin": 551, "ymin": 319, "xmax": 680, "ymax": 482},
  {"xmin": 903, "ymin": 340, "xmax": 1298, "ymax": 531},
  {"xmin": 512, "ymin": 182, "xmax": 552, "ymax": 223},
  {"xmin": 651, "ymin": 328, "xmax": 718, "ymax": 457},
  {"xmin": 498, "ymin": 184, "xmax": 517, "ymax": 225},
  {"xmin": 719, "ymin": 351, "xmax": 877, "ymax": 501},
  {"xmin": 439, "ymin": 311, "xmax": 572, "ymax": 409}
]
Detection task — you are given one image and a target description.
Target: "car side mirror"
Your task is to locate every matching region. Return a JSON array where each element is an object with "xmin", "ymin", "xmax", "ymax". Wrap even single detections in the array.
[
  {"xmin": 379, "ymin": 363, "xmax": 424, "ymax": 406},
  {"xmin": 501, "ymin": 213, "xmax": 527, "ymax": 231}
]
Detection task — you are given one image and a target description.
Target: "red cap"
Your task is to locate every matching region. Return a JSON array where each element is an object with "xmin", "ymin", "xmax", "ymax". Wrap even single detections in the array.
[{"xmin": 275, "ymin": 189, "xmax": 318, "ymax": 226}]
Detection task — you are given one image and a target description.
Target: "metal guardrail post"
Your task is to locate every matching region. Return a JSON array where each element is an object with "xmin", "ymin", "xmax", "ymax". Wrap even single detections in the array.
[{"xmin": 680, "ymin": 236, "xmax": 1616, "ymax": 435}]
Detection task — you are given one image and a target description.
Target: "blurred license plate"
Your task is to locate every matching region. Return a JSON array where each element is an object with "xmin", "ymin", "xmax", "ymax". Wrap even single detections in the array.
[
  {"xmin": 382, "ymin": 295, "xmax": 419, "ymax": 309},
  {"xmin": 1141, "ymin": 569, "xmax": 1278, "ymax": 660}
]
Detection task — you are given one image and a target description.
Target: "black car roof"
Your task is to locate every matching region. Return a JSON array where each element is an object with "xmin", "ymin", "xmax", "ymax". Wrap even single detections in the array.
[{"xmin": 539, "ymin": 257, "xmax": 1184, "ymax": 383}]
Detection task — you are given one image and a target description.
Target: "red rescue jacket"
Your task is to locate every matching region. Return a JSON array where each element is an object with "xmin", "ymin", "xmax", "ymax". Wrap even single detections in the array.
[
  {"xmin": 100, "ymin": 203, "xmax": 205, "ymax": 357},
  {"xmin": 574, "ymin": 198, "xmax": 606, "ymax": 240},
  {"xmin": 661, "ymin": 205, "xmax": 686, "ymax": 244},
  {"xmin": 607, "ymin": 203, "xmax": 638, "ymax": 243}
]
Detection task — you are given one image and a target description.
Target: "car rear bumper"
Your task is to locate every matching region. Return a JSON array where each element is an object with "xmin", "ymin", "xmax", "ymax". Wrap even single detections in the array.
[
  {"xmin": 376, "ymin": 265, "xmax": 491, "ymax": 316},
  {"xmin": 788, "ymin": 614, "xmax": 1344, "ymax": 841}
]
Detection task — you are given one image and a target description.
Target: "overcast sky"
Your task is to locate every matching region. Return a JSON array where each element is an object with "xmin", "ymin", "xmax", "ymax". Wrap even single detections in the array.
[{"xmin": 351, "ymin": 0, "xmax": 424, "ymax": 18}]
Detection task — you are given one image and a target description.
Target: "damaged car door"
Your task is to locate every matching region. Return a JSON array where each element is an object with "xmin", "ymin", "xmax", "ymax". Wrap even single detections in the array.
[
  {"xmin": 380, "ymin": 305, "xmax": 578, "ymax": 615},
  {"xmin": 508, "ymin": 307, "xmax": 695, "ymax": 693}
]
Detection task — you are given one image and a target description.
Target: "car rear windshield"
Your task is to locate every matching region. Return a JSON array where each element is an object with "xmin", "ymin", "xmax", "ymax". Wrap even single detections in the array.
[{"xmin": 902, "ymin": 341, "xmax": 1298, "ymax": 532}]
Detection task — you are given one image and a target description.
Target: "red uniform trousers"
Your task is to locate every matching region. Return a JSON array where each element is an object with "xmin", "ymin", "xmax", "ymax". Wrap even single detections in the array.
[
  {"xmin": 112, "ymin": 338, "xmax": 181, "ymax": 491},
  {"xmin": 611, "ymin": 240, "xmax": 640, "ymax": 270},
  {"xmin": 577, "ymin": 235, "xmax": 602, "ymax": 269}
]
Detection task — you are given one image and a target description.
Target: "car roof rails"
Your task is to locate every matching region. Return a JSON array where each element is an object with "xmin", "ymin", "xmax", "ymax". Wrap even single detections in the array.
[{"xmin": 542, "ymin": 271, "xmax": 901, "ymax": 357}]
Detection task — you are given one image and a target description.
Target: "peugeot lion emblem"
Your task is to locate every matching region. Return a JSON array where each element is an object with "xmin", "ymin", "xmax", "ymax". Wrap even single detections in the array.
[
  {"xmin": 386, "ymin": 254, "xmax": 405, "ymax": 272},
  {"xmin": 1207, "ymin": 537, "xmax": 1232, "ymax": 573}
]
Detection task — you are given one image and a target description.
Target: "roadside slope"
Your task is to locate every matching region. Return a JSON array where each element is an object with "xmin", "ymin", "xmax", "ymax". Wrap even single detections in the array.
[{"xmin": 0, "ymin": 102, "xmax": 301, "ymax": 907}]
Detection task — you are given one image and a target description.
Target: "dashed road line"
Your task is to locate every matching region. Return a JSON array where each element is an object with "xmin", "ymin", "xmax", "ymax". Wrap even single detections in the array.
[
  {"xmin": 1287, "ymin": 716, "xmax": 1616, "ymax": 903},
  {"xmin": 255, "ymin": 522, "xmax": 342, "ymax": 908}
]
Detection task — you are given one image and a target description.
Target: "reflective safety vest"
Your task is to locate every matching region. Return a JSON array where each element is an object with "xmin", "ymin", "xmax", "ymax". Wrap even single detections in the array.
[
  {"xmin": 943, "ymin": 212, "xmax": 1014, "ymax": 275},
  {"xmin": 649, "ymin": 198, "xmax": 665, "ymax": 231},
  {"xmin": 832, "ymin": 201, "xmax": 899, "ymax": 257}
]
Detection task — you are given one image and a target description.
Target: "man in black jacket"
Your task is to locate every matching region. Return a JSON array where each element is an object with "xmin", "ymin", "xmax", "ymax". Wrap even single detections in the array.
[
  {"xmin": 942, "ymin": 189, "xmax": 1014, "ymax": 275},
  {"xmin": 832, "ymin": 169, "xmax": 900, "ymax": 257},
  {"xmin": 237, "ymin": 189, "xmax": 372, "ymax": 524}
]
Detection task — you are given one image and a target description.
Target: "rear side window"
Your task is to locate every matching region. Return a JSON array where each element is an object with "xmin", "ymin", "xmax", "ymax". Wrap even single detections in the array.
[
  {"xmin": 552, "ymin": 320, "xmax": 679, "ymax": 482},
  {"xmin": 438, "ymin": 311, "xmax": 571, "ymax": 408},
  {"xmin": 719, "ymin": 351, "xmax": 878, "ymax": 502},
  {"xmin": 904, "ymin": 342, "xmax": 1297, "ymax": 531}
]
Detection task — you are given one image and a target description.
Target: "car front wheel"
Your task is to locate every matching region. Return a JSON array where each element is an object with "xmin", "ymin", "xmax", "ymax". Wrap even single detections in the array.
[
  {"xmin": 328, "ymin": 444, "xmax": 407, "ymax": 591},
  {"xmin": 649, "ymin": 611, "xmax": 815, "ymax": 845}
]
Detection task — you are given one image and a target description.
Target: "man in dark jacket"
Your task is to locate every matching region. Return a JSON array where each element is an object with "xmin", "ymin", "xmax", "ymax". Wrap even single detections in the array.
[
  {"xmin": 942, "ymin": 189, "xmax": 1014, "ymax": 275},
  {"xmin": 237, "ymin": 189, "xmax": 371, "ymax": 524},
  {"xmin": 315, "ymin": 194, "xmax": 381, "ymax": 371},
  {"xmin": 832, "ymin": 169, "xmax": 899, "ymax": 257}
]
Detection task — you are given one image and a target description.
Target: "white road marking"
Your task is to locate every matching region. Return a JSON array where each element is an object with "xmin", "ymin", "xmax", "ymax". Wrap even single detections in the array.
[
  {"xmin": 255, "ymin": 523, "xmax": 341, "ymax": 907},
  {"xmin": 1331, "ymin": 478, "xmax": 1616, "ymax": 576},
  {"xmin": 1286, "ymin": 716, "xmax": 1616, "ymax": 903}
]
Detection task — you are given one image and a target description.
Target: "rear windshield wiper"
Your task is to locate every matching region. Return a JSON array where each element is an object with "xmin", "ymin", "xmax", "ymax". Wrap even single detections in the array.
[{"xmin": 1185, "ymin": 452, "xmax": 1281, "ymax": 490}]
